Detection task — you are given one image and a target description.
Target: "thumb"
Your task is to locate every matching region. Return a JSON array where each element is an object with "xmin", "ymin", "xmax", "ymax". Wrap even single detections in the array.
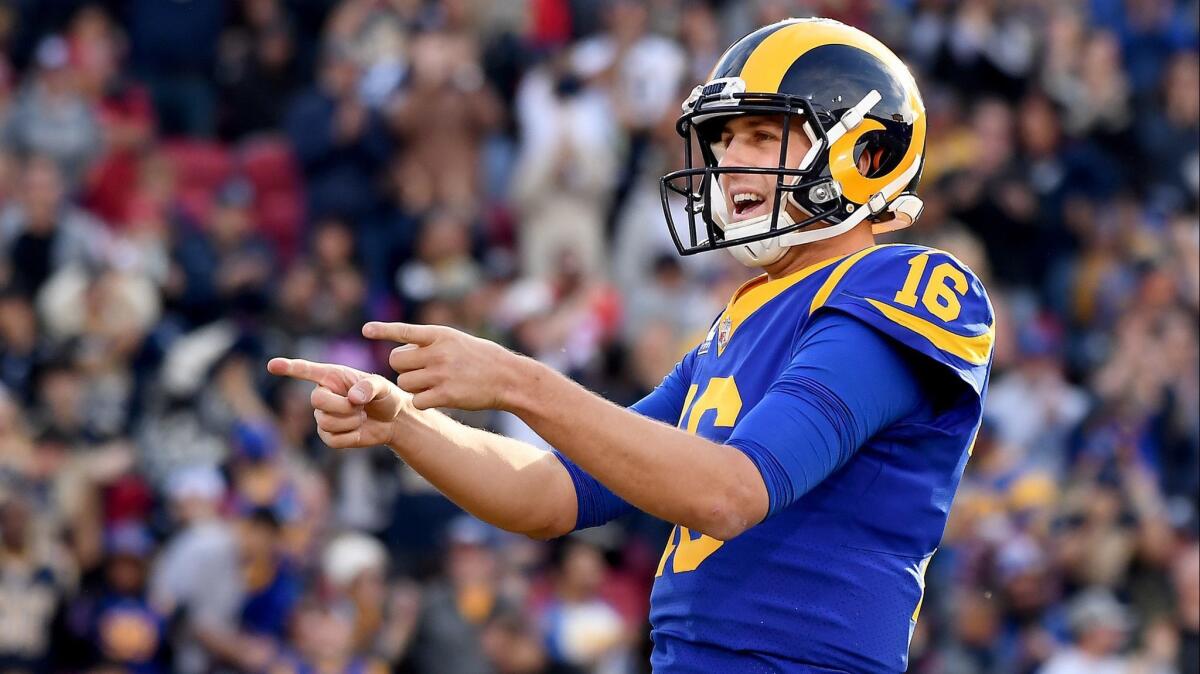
[{"xmin": 346, "ymin": 376, "xmax": 387, "ymax": 405}]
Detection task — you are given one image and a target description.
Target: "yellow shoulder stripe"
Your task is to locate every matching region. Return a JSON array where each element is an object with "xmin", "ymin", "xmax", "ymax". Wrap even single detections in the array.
[
  {"xmin": 866, "ymin": 298, "xmax": 994, "ymax": 365},
  {"xmin": 716, "ymin": 253, "xmax": 844, "ymax": 356},
  {"xmin": 808, "ymin": 243, "xmax": 901, "ymax": 315}
]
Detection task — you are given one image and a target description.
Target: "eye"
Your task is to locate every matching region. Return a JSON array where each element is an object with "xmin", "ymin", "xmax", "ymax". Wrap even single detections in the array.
[{"xmin": 754, "ymin": 130, "xmax": 778, "ymax": 143}]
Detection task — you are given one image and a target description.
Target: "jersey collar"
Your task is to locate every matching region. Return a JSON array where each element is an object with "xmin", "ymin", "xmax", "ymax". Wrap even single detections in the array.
[{"xmin": 715, "ymin": 249, "xmax": 859, "ymax": 356}]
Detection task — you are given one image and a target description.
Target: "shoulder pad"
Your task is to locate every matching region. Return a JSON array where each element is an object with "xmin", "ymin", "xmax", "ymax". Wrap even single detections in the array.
[{"xmin": 809, "ymin": 244, "xmax": 994, "ymax": 395}]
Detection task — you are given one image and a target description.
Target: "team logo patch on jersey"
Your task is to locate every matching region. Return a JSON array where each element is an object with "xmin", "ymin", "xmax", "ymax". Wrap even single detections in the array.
[{"xmin": 716, "ymin": 316, "xmax": 732, "ymax": 352}]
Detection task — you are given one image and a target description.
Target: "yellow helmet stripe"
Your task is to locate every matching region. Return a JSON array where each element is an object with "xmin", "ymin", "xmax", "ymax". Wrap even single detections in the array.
[{"xmin": 739, "ymin": 20, "xmax": 919, "ymax": 95}]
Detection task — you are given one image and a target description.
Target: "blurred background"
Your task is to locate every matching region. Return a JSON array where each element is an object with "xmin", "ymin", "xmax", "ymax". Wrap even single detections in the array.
[{"xmin": 0, "ymin": 1, "xmax": 1195, "ymax": 673}]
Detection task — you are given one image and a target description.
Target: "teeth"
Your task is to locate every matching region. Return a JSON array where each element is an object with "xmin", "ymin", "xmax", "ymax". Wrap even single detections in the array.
[{"xmin": 733, "ymin": 193, "xmax": 763, "ymax": 204}]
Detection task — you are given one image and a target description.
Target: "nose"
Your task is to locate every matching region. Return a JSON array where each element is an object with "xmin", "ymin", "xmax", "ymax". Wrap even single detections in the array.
[{"xmin": 719, "ymin": 134, "xmax": 752, "ymax": 168}]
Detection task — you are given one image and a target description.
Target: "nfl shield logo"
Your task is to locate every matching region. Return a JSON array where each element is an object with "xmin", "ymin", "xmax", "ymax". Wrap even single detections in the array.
[{"xmin": 716, "ymin": 317, "xmax": 732, "ymax": 352}]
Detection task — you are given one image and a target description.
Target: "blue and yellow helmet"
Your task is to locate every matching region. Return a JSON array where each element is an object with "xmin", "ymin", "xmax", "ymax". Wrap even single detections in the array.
[{"xmin": 661, "ymin": 18, "xmax": 927, "ymax": 266}]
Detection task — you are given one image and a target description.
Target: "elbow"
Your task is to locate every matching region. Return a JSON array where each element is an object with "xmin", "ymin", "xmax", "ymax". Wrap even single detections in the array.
[
  {"xmin": 686, "ymin": 482, "xmax": 765, "ymax": 542},
  {"xmin": 523, "ymin": 529, "xmax": 562, "ymax": 542},
  {"xmin": 686, "ymin": 452, "xmax": 769, "ymax": 541},
  {"xmin": 691, "ymin": 518, "xmax": 748, "ymax": 543},
  {"xmin": 518, "ymin": 509, "xmax": 576, "ymax": 542},
  {"xmin": 522, "ymin": 522, "xmax": 569, "ymax": 542}
]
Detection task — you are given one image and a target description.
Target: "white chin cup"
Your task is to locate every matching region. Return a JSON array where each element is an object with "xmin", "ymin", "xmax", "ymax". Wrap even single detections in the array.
[{"xmin": 709, "ymin": 175, "xmax": 796, "ymax": 268}]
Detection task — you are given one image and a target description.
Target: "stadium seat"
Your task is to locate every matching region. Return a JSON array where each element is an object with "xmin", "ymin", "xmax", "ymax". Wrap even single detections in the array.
[
  {"xmin": 239, "ymin": 137, "xmax": 300, "ymax": 195},
  {"xmin": 256, "ymin": 191, "xmax": 304, "ymax": 262},
  {"xmin": 161, "ymin": 139, "xmax": 234, "ymax": 194}
]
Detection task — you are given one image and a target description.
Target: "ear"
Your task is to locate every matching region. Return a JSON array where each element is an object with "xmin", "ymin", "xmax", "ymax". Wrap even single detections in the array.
[
  {"xmin": 857, "ymin": 147, "xmax": 873, "ymax": 175},
  {"xmin": 857, "ymin": 145, "xmax": 888, "ymax": 177}
]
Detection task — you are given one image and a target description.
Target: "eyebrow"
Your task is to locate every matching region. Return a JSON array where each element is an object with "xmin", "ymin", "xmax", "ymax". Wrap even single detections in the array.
[{"xmin": 722, "ymin": 116, "xmax": 787, "ymax": 134}]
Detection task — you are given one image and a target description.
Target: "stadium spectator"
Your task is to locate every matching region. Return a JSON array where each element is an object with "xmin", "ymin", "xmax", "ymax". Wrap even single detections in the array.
[
  {"xmin": 1037, "ymin": 589, "xmax": 1138, "ymax": 674},
  {"xmin": 217, "ymin": 18, "xmax": 303, "ymax": 141},
  {"xmin": 0, "ymin": 156, "xmax": 107, "ymax": 297},
  {"xmin": 538, "ymin": 536, "xmax": 635, "ymax": 673},
  {"xmin": 285, "ymin": 41, "xmax": 389, "ymax": 225},
  {"xmin": 4, "ymin": 35, "xmax": 100, "ymax": 190},
  {"xmin": 384, "ymin": 28, "xmax": 502, "ymax": 213},
  {"xmin": 77, "ymin": 523, "xmax": 168, "ymax": 674},
  {"xmin": 0, "ymin": 491, "xmax": 76, "ymax": 674},
  {"xmin": 126, "ymin": 0, "xmax": 225, "ymax": 136},
  {"xmin": 511, "ymin": 50, "xmax": 616, "ymax": 279},
  {"xmin": 72, "ymin": 6, "xmax": 157, "ymax": 227},
  {"xmin": 149, "ymin": 466, "xmax": 266, "ymax": 674}
]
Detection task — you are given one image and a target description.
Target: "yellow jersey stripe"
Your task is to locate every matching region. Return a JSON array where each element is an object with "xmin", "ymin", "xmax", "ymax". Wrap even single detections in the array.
[
  {"xmin": 866, "ymin": 298, "xmax": 994, "ymax": 365},
  {"xmin": 808, "ymin": 244, "xmax": 900, "ymax": 315}
]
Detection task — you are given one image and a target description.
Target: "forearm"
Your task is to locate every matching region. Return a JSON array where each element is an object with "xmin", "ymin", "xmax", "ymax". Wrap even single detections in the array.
[
  {"xmin": 505, "ymin": 358, "xmax": 766, "ymax": 540},
  {"xmin": 387, "ymin": 407, "xmax": 577, "ymax": 538}
]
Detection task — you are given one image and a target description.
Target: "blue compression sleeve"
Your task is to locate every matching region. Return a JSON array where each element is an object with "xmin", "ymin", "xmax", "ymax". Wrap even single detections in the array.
[
  {"xmin": 726, "ymin": 311, "xmax": 925, "ymax": 518},
  {"xmin": 554, "ymin": 348, "xmax": 698, "ymax": 531},
  {"xmin": 553, "ymin": 452, "xmax": 633, "ymax": 530}
]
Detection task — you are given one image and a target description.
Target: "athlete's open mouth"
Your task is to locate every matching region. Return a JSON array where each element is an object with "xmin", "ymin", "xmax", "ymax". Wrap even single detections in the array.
[{"xmin": 731, "ymin": 191, "xmax": 767, "ymax": 220}]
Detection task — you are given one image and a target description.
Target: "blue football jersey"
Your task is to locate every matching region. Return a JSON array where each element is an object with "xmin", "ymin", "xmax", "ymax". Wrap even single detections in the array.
[{"xmin": 646, "ymin": 243, "xmax": 994, "ymax": 673}]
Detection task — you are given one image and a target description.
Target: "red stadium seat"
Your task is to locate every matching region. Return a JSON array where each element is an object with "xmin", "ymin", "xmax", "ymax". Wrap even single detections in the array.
[
  {"xmin": 236, "ymin": 136, "xmax": 305, "ymax": 262},
  {"xmin": 240, "ymin": 137, "xmax": 300, "ymax": 195},
  {"xmin": 162, "ymin": 139, "xmax": 234, "ymax": 193},
  {"xmin": 256, "ymin": 191, "xmax": 305, "ymax": 262}
]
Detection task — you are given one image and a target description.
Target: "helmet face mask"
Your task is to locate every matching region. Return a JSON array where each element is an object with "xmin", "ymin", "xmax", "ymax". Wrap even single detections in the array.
[
  {"xmin": 658, "ymin": 18, "xmax": 928, "ymax": 267},
  {"xmin": 660, "ymin": 91, "xmax": 844, "ymax": 260}
]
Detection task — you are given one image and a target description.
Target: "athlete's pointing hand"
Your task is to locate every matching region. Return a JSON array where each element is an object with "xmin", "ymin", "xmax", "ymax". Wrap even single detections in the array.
[{"xmin": 266, "ymin": 357, "xmax": 409, "ymax": 449}]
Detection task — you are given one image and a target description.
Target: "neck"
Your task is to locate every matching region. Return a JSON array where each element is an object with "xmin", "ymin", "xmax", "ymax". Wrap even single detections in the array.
[{"xmin": 761, "ymin": 223, "xmax": 876, "ymax": 281}]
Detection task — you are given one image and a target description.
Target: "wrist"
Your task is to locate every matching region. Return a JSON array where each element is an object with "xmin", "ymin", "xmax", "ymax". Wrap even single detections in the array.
[
  {"xmin": 499, "ymin": 353, "xmax": 547, "ymax": 416},
  {"xmin": 386, "ymin": 404, "xmax": 427, "ymax": 458}
]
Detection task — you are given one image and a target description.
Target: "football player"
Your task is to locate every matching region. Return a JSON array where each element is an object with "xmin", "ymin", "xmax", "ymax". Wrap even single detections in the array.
[{"xmin": 269, "ymin": 18, "xmax": 994, "ymax": 673}]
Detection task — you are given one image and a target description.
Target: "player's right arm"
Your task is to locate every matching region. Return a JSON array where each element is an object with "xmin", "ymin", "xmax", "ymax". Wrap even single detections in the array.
[
  {"xmin": 266, "ymin": 354, "xmax": 692, "ymax": 539},
  {"xmin": 267, "ymin": 357, "xmax": 578, "ymax": 539}
]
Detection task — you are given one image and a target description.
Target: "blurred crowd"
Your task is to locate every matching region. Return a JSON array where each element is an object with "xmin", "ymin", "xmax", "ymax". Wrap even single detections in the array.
[{"xmin": 0, "ymin": 0, "xmax": 1195, "ymax": 673}]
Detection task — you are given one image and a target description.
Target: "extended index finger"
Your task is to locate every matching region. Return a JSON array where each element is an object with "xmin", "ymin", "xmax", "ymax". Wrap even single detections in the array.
[
  {"xmin": 362, "ymin": 321, "xmax": 442, "ymax": 346},
  {"xmin": 267, "ymin": 357, "xmax": 340, "ymax": 386}
]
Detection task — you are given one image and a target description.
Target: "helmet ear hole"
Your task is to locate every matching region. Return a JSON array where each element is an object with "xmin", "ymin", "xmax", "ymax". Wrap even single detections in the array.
[{"xmin": 854, "ymin": 130, "xmax": 905, "ymax": 178}]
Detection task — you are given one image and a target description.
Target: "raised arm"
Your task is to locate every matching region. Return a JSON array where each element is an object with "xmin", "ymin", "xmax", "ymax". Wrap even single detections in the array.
[{"xmin": 266, "ymin": 358, "xmax": 577, "ymax": 539}]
